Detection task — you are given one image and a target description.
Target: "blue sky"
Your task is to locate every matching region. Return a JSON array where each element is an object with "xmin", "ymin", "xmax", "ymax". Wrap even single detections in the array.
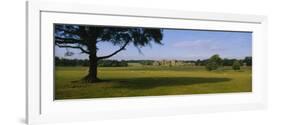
[{"xmin": 55, "ymin": 29, "xmax": 252, "ymax": 60}]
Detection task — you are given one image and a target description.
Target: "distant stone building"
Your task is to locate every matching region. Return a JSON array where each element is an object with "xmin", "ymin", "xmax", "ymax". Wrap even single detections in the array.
[
  {"xmin": 153, "ymin": 60, "xmax": 187, "ymax": 66},
  {"xmin": 243, "ymin": 63, "xmax": 247, "ymax": 67},
  {"xmin": 153, "ymin": 61, "xmax": 160, "ymax": 66},
  {"xmin": 186, "ymin": 62, "xmax": 196, "ymax": 66}
]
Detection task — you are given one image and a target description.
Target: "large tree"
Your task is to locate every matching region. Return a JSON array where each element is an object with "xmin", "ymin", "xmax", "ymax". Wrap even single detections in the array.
[
  {"xmin": 55, "ymin": 24, "xmax": 163, "ymax": 83},
  {"xmin": 205, "ymin": 54, "xmax": 223, "ymax": 71}
]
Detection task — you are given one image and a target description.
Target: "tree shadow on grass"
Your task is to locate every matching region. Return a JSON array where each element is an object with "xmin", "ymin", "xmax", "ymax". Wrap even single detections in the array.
[{"xmin": 110, "ymin": 77, "xmax": 232, "ymax": 89}]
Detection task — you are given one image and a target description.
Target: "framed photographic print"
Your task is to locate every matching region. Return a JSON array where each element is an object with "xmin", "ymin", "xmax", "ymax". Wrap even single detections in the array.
[{"xmin": 26, "ymin": 1, "xmax": 267, "ymax": 124}]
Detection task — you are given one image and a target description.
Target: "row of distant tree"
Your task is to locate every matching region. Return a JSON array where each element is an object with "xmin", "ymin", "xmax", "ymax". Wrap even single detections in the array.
[
  {"xmin": 55, "ymin": 57, "xmax": 129, "ymax": 67},
  {"xmin": 55, "ymin": 56, "xmax": 252, "ymax": 68},
  {"xmin": 196, "ymin": 56, "xmax": 252, "ymax": 67},
  {"xmin": 204, "ymin": 55, "xmax": 252, "ymax": 71},
  {"xmin": 132, "ymin": 57, "xmax": 252, "ymax": 67},
  {"xmin": 98, "ymin": 60, "xmax": 128, "ymax": 67},
  {"xmin": 55, "ymin": 57, "xmax": 89, "ymax": 66},
  {"xmin": 55, "ymin": 57, "xmax": 158, "ymax": 67}
]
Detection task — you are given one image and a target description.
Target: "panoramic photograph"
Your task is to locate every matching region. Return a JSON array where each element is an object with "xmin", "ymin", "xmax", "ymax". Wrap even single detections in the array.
[{"xmin": 54, "ymin": 24, "xmax": 252, "ymax": 100}]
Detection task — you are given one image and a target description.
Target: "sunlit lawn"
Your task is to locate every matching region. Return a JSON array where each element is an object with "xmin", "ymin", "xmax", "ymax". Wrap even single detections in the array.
[{"xmin": 55, "ymin": 66, "xmax": 252, "ymax": 100}]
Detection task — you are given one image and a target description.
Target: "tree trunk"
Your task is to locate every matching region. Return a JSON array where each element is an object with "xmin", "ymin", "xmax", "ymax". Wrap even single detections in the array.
[
  {"xmin": 82, "ymin": 38, "xmax": 100, "ymax": 83},
  {"xmin": 82, "ymin": 54, "xmax": 100, "ymax": 83}
]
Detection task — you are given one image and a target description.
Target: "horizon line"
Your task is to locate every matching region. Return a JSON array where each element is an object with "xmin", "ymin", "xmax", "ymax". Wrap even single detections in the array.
[{"xmin": 55, "ymin": 56, "xmax": 251, "ymax": 61}]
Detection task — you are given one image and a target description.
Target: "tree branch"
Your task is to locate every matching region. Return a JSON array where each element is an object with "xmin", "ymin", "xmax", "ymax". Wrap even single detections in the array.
[
  {"xmin": 97, "ymin": 41, "xmax": 130, "ymax": 60},
  {"xmin": 55, "ymin": 37, "xmax": 83, "ymax": 44},
  {"xmin": 55, "ymin": 43, "xmax": 90, "ymax": 54}
]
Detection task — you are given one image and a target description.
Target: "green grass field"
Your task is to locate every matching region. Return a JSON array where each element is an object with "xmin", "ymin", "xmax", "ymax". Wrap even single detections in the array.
[{"xmin": 55, "ymin": 65, "xmax": 252, "ymax": 100}]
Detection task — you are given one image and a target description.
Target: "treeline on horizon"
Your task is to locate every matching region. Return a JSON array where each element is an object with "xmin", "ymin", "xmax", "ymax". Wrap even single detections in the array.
[{"xmin": 55, "ymin": 56, "xmax": 252, "ymax": 67}]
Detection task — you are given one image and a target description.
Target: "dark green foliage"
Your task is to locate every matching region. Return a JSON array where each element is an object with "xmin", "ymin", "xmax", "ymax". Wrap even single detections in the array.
[
  {"xmin": 55, "ymin": 57, "xmax": 128, "ymax": 67},
  {"xmin": 195, "ymin": 59, "xmax": 202, "ymax": 66},
  {"xmin": 205, "ymin": 54, "xmax": 223, "ymax": 71},
  {"xmin": 140, "ymin": 60, "xmax": 154, "ymax": 65},
  {"xmin": 195, "ymin": 59, "xmax": 208, "ymax": 66},
  {"xmin": 55, "ymin": 24, "xmax": 163, "ymax": 57},
  {"xmin": 206, "ymin": 61, "xmax": 219, "ymax": 71},
  {"xmin": 98, "ymin": 60, "xmax": 128, "ymax": 67},
  {"xmin": 222, "ymin": 58, "xmax": 236, "ymax": 66},
  {"xmin": 243, "ymin": 57, "xmax": 252, "ymax": 66},
  {"xmin": 55, "ymin": 57, "xmax": 89, "ymax": 66},
  {"xmin": 195, "ymin": 57, "xmax": 251, "ymax": 67},
  {"xmin": 232, "ymin": 60, "xmax": 241, "ymax": 70}
]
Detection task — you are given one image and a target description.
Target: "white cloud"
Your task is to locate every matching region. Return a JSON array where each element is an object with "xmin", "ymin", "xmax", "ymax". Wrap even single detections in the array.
[
  {"xmin": 172, "ymin": 40, "xmax": 205, "ymax": 48},
  {"xmin": 172, "ymin": 40, "xmax": 226, "ymax": 51},
  {"xmin": 209, "ymin": 46, "xmax": 226, "ymax": 51}
]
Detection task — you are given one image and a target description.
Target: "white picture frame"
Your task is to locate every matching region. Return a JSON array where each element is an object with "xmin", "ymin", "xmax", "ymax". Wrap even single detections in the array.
[{"xmin": 26, "ymin": 1, "xmax": 267, "ymax": 124}]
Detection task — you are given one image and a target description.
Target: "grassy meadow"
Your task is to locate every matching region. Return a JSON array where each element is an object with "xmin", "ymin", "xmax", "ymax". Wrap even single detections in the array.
[{"xmin": 55, "ymin": 65, "xmax": 252, "ymax": 100}]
